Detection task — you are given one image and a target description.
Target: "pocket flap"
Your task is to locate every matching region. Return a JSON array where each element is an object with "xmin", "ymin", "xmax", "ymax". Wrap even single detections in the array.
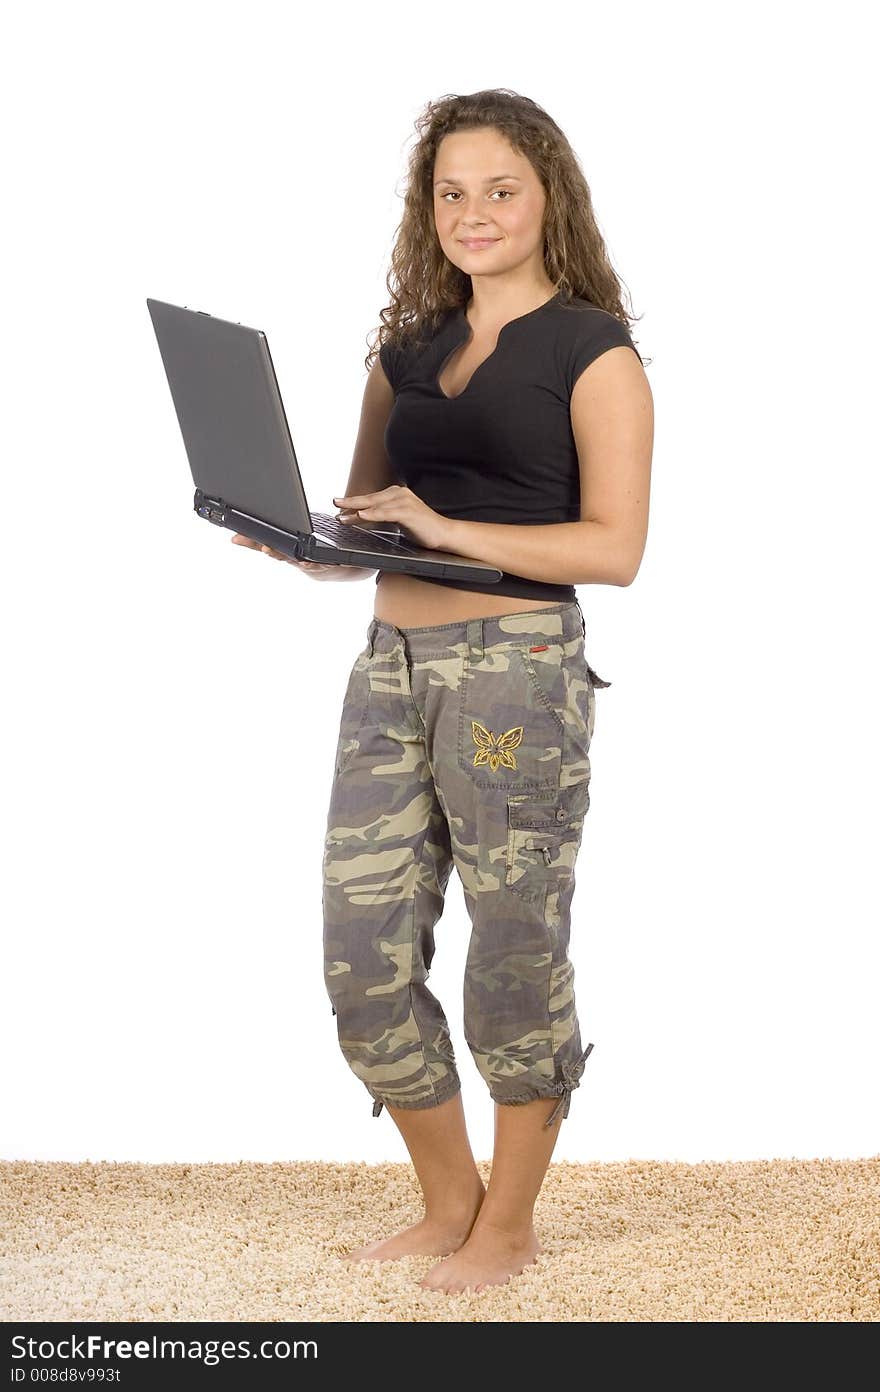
[
  {"xmin": 507, "ymin": 795, "xmax": 561, "ymax": 830},
  {"xmin": 507, "ymin": 782, "xmax": 589, "ymax": 830}
]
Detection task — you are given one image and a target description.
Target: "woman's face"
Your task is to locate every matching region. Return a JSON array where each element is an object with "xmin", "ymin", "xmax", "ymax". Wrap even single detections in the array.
[{"xmin": 432, "ymin": 127, "xmax": 548, "ymax": 287}]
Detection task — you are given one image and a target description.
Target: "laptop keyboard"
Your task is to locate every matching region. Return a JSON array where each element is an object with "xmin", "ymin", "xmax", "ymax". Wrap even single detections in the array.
[{"xmin": 310, "ymin": 511, "xmax": 417, "ymax": 555}]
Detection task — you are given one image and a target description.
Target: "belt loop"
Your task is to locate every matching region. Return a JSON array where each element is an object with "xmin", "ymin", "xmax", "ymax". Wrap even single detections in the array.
[{"xmin": 466, "ymin": 616, "xmax": 484, "ymax": 664}]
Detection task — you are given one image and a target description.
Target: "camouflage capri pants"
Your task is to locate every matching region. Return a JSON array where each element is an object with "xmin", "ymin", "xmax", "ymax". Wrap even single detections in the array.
[{"xmin": 322, "ymin": 599, "xmax": 610, "ymax": 1129}]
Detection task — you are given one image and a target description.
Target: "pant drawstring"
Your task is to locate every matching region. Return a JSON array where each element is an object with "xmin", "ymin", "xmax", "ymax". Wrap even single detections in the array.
[
  {"xmin": 543, "ymin": 1042, "xmax": 595, "ymax": 1129},
  {"xmin": 372, "ymin": 1098, "xmax": 384, "ymax": 1117}
]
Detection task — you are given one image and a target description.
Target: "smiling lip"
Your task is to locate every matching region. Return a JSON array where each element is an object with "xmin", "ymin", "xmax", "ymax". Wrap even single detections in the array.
[{"xmin": 460, "ymin": 238, "xmax": 499, "ymax": 248}]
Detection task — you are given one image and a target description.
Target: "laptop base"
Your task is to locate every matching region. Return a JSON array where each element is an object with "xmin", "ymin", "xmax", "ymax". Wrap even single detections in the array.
[{"xmin": 194, "ymin": 489, "xmax": 503, "ymax": 583}]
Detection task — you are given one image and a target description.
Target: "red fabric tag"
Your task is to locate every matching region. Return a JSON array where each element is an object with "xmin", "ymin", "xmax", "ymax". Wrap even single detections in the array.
[{"xmin": 529, "ymin": 644, "xmax": 549, "ymax": 652}]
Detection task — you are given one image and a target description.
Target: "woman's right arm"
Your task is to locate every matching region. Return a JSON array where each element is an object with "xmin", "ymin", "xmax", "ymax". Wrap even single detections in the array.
[{"xmin": 232, "ymin": 353, "xmax": 397, "ymax": 579}]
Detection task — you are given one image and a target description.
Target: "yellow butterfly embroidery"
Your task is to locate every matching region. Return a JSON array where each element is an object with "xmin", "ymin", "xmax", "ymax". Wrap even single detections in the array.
[{"xmin": 471, "ymin": 720, "xmax": 524, "ymax": 771}]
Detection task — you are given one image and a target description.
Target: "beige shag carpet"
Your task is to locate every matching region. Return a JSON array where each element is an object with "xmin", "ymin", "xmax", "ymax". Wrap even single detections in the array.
[{"xmin": 1, "ymin": 1158, "xmax": 878, "ymax": 1321}]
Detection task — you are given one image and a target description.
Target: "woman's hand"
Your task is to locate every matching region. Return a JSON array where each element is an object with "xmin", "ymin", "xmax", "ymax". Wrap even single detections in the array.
[
  {"xmin": 333, "ymin": 485, "xmax": 454, "ymax": 552},
  {"xmin": 230, "ymin": 533, "xmax": 375, "ymax": 581}
]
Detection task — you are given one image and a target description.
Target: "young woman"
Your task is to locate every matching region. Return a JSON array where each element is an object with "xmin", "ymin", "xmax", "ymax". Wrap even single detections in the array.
[{"xmin": 234, "ymin": 89, "xmax": 653, "ymax": 1295}]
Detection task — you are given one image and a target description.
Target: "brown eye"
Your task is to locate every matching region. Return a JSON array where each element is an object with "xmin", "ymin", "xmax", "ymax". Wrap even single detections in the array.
[{"xmin": 441, "ymin": 189, "xmax": 513, "ymax": 202}]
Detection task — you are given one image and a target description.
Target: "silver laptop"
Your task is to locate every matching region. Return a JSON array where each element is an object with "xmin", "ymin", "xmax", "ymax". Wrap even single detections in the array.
[{"xmin": 146, "ymin": 298, "xmax": 503, "ymax": 583}]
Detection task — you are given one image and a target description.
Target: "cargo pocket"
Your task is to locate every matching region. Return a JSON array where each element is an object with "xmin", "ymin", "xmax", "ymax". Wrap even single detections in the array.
[{"xmin": 505, "ymin": 781, "xmax": 590, "ymax": 907}]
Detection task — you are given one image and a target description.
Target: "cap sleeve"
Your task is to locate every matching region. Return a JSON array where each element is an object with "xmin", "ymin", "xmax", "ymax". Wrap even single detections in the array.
[
  {"xmin": 379, "ymin": 338, "xmax": 403, "ymax": 394},
  {"xmin": 567, "ymin": 311, "xmax": 641, "ymax": 395}
]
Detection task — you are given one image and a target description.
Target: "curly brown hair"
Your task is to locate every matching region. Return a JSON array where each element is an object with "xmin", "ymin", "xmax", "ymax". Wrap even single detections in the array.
[{"xmin": 366, "ymin": 87, "xmax": 645, "ymax": 371}]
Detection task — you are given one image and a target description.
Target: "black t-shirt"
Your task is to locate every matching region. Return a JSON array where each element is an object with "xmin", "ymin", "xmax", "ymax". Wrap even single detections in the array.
[{"xmin": 377, "ymin": 288, "xmax": 641, "ymax": 603}]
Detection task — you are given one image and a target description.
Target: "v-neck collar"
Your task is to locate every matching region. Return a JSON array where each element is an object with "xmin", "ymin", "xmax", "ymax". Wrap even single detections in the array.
[{"xmin": 434, "ymin": 289, "xmax": 564, "ymax": 401}]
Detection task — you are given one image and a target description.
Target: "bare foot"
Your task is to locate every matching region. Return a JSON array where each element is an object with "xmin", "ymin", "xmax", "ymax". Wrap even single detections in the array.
[
  {"xmin": 417, "ymin": 1219, "xmax": 542, "ymax": 1293},
  {"xmin": 342, "ymin": 1191, "xmax": 485, "ymax": 1262}
]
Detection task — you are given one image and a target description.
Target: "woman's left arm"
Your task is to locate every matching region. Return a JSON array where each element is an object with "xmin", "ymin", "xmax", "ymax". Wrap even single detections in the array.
[{"xmin": 334, "ymin": 345, "xmax": 653, "ymax": 586}]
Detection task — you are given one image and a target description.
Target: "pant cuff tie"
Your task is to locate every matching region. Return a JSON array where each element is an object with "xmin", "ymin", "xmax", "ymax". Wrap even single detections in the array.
[{"xmin": 543, "ymin": 1042, "xmax": 595, "ymax": 1128}]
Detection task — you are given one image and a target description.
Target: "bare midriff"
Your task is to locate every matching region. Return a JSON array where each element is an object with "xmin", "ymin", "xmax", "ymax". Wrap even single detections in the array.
[{"xmin": 373, "ymin": 569, "xmax": 561, "ymax": 627}]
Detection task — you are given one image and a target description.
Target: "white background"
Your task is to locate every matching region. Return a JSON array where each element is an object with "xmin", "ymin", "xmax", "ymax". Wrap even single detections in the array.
[{"xmin": 3, "ymin": 0, "xmax": 877, "ymax": 1166}]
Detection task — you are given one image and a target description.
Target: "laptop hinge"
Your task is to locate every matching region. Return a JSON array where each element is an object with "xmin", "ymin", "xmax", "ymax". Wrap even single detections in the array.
[{"xmin": 194, "ymin": 488, "xmax": 227, "ymax": 525}]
